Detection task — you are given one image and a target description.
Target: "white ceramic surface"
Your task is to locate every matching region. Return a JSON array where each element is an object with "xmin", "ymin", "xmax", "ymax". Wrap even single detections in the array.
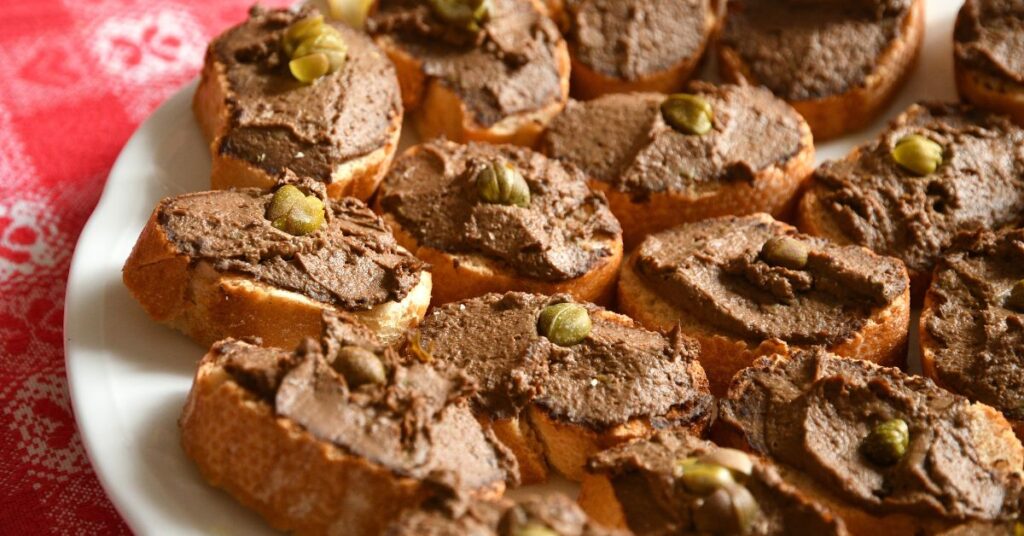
[{"xmin": 65, "ymin": 1, "xmax": 957, "ymax": 533}]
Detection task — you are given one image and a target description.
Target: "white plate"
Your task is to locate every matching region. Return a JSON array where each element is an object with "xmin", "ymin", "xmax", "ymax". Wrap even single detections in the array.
[{"xmin": 66, "ymin": 1, "xmax": 957, "ymax": 533}]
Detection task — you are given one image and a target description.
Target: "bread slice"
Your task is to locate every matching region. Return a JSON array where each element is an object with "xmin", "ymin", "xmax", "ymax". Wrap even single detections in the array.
[
  {"xmin": 618, "ymin": 242, "xmax": 911, "ymax": 395},
  {"xmin": 380, "ymin": 212, "xmax": 621, "ymax": 307},
  {"xmin": 717, "ymin": 0, "xmax": 925, "ymax": 141},
  {"xmin": 180, "ymin": 345, "xmax": 506, "ymax": 535},
  {"xmin": 920, "ymin": 290, "xmax": 1024, "ymax": 441},
  {"xmin": 955, "ymin": 66, "xmax": 1024, "ymax": 128},
  {"xmin": 193, "ymin": 55, "xmax": 401, "ymax": 202},
  {"xmin": 562, "ymin": 1, "xmax": 720, "ymax": 100},
  {"xmin": 590, "ymin": 120, "xmax": 813, "ymax": 250},
  {"xmin": 371, "ymin": 3, "xmax": 571, "ymax": 147},
  {"xmin": 122, "ymin": 208, "xmax": 431, "ymax": 349}
]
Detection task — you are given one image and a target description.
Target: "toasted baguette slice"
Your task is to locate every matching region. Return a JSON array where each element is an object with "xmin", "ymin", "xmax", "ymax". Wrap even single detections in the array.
[
  {"xmin": 955, "ymin": 67, "xmax": 1024, "ymax": 127},
  {"xmin": 718, "ymin": 0, "xmax": 924, "ymax": 141},
  {"xmin": 370, "ymin": 1, "xmax": 571, "ymax": 147},
  {"xmin": 193, "ymin": 9, "xmax": 401, "ymax": 202},
  {"xmin": 123, "ymin": 202, "xmax": 431, "ymax": 349},
  {"xmin": 180, "ymin": 339, "xmax": 507, "ymax": 535},
  {"xmin": 564, "ymin": 0, "xmax": 720, "ymax": 100}
]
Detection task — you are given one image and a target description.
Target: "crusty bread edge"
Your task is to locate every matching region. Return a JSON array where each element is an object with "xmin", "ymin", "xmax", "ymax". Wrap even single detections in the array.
[
  {"xmin": 192, "ymin": 48, "xmax": 402, "ymax": 202},
  {"xmin": 122, "ymin": 208, "xmax": 432, "ymax": 348},
  {"xmin": 955, "ymin": 63, "xmax": 1024, "ymax": 127},
  {"xmin": 179, "ymin": 353, "xmax": 504, "ymax": 535},
  {"xmin": 717, "ymin": 0, "xmax": 925, "ymax": 141}
]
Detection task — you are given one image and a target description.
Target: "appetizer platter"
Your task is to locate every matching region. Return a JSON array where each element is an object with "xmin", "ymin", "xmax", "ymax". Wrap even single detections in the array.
[{"xmin": 65, "ymin": 0, "xmax": 1024, "ymax": 534}]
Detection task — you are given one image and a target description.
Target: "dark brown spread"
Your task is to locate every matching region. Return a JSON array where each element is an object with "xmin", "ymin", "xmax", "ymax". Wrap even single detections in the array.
[
  {"xmin": 213, "ymin": 311, "xmax": 517, "ymax": 488},
  {"xmin": 809, "ymin": 102, "xmax": 1024, "ymax": 276},
  {"xmin": 211, "ymin": 6, "xmax": 401, "ymax": 182},
  {"xmin": 924, "ymin": 229, "xmax": 1024, "ymax": 422},
  {"xmin": 378, "ymin": 140, "xmax": 620, "ymax": 281},
  {"xmin": 565, "ymin": 0, "xmax": 711, "ymax": 80},
  {"xmin": 367, "ymin": 0, "xmax": 564, "ymax": 127},
  {"xmin": 407, "ymin": 292, "xmax": 714, "ymax": 430},
  {"xmin": 386, "ymin": 494, "xmax": 625, "ymax": 536},
  {"xmin": 719, "ymin": 350, "xmax": 1024, "ymax": 522},
  {"xmin": 721, "ymin": 0, "xmax": 913, "ymax": 101},
  {"xmin": 540, "ymin": 84, "xmax": 804, "ymax": 197},
  {"xmin": 632, "ymin": 214, "xmax": 907, "ymax": 346},
  {"xmin": 955, "ymin": 0, "xmax": 1024, "ymax": 85},
  {"xmin": 158, "ymin": 187, "xmax": 424, "ymax": 310},
  {"xmin": 588, "ymin": 431, "xmax": 847, "ymax": 535}
]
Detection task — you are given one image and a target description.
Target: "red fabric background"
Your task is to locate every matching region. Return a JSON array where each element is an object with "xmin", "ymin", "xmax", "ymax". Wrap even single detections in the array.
[{"xmin": 0, "ymin": 1, "xmax": 286, "ymax": 533}]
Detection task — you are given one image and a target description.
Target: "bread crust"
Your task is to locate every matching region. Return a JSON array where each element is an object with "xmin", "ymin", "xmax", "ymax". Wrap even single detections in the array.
[
  {"xmin": 712, "ymin": 396, "xmax": 1024, "ymax": 536},
  {"xmin": 376, "ymin": 211, "xmax": 623, "ymax": 307},
  {"xmin": 474, "ymin": 310, "xmax": 712, "ymax": 483},
  {"xmin": 566, "ymin": 1, "xmax": 719, "ymax": 100},
  {"xmin": 193, "ymin": 50, "xmax": 401, "ymax": 202},
  {"xmin": 717, "ymin": 0, "xmax": 925, "ymax": 141},
  {"xmin": 576, "ymin": 473, "xmax": 629, "ymax": 529},
  {"xmin": 955, "ymin": 65, "xmax": 1024, "ymax": 127},
  {"xmin": 179, "ymin": 353, "xmax": 504, "ymax": 536},
  {"xmin": 372, "ymin": 15, "xmax": 571, "ymax": 147},
  {"xmin": 584, "ymin": 120, "xmax": 814, "ymax": 250},
  {"xmin": 122, "ymin": 209, "xmax": 432, "ymax": 348},
  {"xmin": 920, "ymin": 287, "xmax": 1024, "ymax": 441},
  {"xmin": 617, "ymin": 246, "xmax": 911, "ymax": 395}
]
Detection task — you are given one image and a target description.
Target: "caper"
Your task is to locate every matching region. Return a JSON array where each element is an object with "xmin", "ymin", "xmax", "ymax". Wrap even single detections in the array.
[
  {"xmin": 760, "ymin": 236, "xmax": 809, "ymax": 270},
  {"xmin": 289, "ymin": 53, "xmax": 331, "ymax": 84},
  {"xmin": 476, "ymin": 161, "xmax": 530, "ymax": 208},
  {"xmin": 862, "ymin": 418, "xmax": 910, "ymax": 466},
  {"xmin": 1015, "ymin": 521, "xmax": 1024, "ymax": 536},
  {"xmin": 1005, "ymin": 280, "xmax": 1024, "ymax": 311},
  {"xmin": 514, "ymin": 525, "xmax": 558, "ymax": 536},
  {"xmin": 892, "ymin": 134, "xmax": 943, "ymax": 176},
  {"xmin": 268, "ymin": 185, "xmax": 326, "ymax": 236},
  {"xmin": 334, "ymin": 345, "xmax": 387, "ymax": 387},
  {"xmin": 282, "ymin": 15, "xmax": 325, "ymax": 57},
  {"xmin": 293, "ymin": 31, "xmax": 347, "ymax": 62},
  {"xmin": 537, "ymin": 302, "xmax": 591, "ymax": 347},
  {"xmin": 678, "ymin": 462, "xmax": 736, "ymax": 496},
  {"xmin": 326, "ymin": 0, "xmax": 374, "ymax": 28},
  {"xmin": 661, "ymin": 93, "xmax": 713, "ymax": 135},
  {"xmin": 429, "ymin": 0, "xmax": 490, "ymax": 31},
  {"xmin": 694, "ymin": 482, "xmax": 762, "ymax": 535},
  {"xmin": 699, "ymin": 448, "xmax": 754, "ymax": 478}
]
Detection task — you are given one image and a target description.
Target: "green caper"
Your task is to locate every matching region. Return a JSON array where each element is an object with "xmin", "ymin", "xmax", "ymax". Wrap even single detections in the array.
[
  {"xmin": 289, "ymin": 53, "xmax": 331, "ymax": 84},
  {"xmin": 661, "ymin": 93, "xmax": 713, "ymax": 135},
  {"xmin": 326, "ymin": 0, "xmax": 374, "ymax": 27},
  {"xmin": 293, "ymin": 31, "xmax": 348, "ymax": 63},
  {"xmin": 693, "ymin": 482, "xmax": 762, "ymax": 535},
  {"xmin": 1005, "ymin": 280, "xmax": 1024, "ymax": 311},
  {"xmin": 334, "ymin": 345, "xmax": 387, "ymax": 387},
  {"xmin": 514, "ymin": 525, "xmax": 558, "ymax": 536},
  {"xmin": 862, "ymin": 418, "xmax": 910, "ymax": 466},
  {"xmin": 892, "ymin": 134, "xmax": 943, "ymax": 176},
  {"xmin": 476, "ymin": 161, "xmax": 530, "ymax": 208},
  {"xmin": 429, "ymin": 0, "xmax": 490, "ymax": 31},
  {"xmin": 1015, "ymin": 522, "xmax": 1024, "ymax": 536},
  {"xmin": 268, "ymin": 185, "xmax": 326, "ymax": 236},
  {"xmin": 699, "ymin": 448, "xmax": 754, "ymax": 478},
  {"xmin": 678, "ymin": 462, "xmax": 736, "ymax": 496},
  {"xmin": 760, "ymin": 236, "xmax": 809, "ymax": 270},
  {"xmin": 282, "ymin": 15, "xmax": 325, "ymax": 56},
  {"xmin": 537, "ymin": 302, "xmax": 591, "ymax": 347}
]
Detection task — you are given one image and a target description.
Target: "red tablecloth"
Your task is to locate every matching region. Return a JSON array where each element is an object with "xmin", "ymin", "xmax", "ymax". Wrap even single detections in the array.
[{"xmin": 0, "ymin": 1, "xmax": 287, "ymax": 533}]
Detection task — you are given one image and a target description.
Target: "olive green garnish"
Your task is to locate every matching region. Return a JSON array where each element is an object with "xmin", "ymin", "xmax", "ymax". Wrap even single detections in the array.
[
  {"xmin": 862, "ymin": 418, "xmax": 910, "ymax": 466},
  {"xmin": 476, "ymin": 161, "xmax": 530, "ymax": 208},
  {"xmin": 760, "ymin": 236, "xmax": 809, "ymax": 270},
  {"xmin": 892, "ymin": 134, "xmax": 943, "ymax": 176},
  {"xmin": 1005, "ymin": 280, "xmax": 1024, "ymax": 311},
  {"xmin": 514, "ymin": 525, "xmax": 558, "ymax": 536},
  {"xmin": 537, "ymin": 302, "xmax": 591, "ymax": 347},
  {"xmin": 699, "ymin": 448, "xmax": 754, "ymax": 478},
  {"xmin": 268, "ymin": 185, "xmax": 326, "ymax": 236},
  {"xmin": 429, "ymin": 0, "xmax": 491, "ymax": 31},
  {"xmin": 693, "ymin": 482, "xmax": 762, "ymax": 535},
  {"xmin": 282, "ymin": 15, "xmax": 348, "ymax": 83},
  {"xmin": 334, "ymin": 345, "xmax": 387, "ymax": 387},
  {"xmin": 676, "ymin": 460, "xmax": 736, "ymax": 496},
  {"xmin": 661, "ymin": 94, "xmax": 713, "ymax": 135}
]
